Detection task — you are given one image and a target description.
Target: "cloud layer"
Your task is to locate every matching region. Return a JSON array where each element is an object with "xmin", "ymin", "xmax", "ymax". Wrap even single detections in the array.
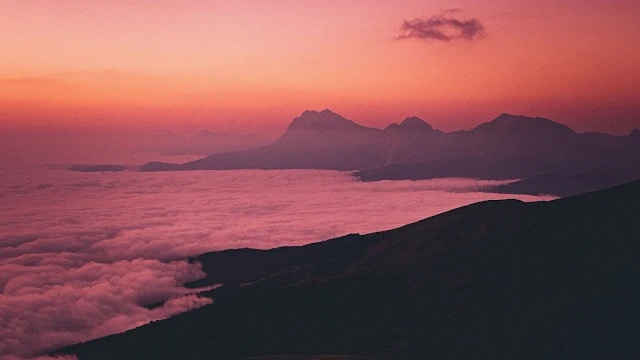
[
  {"xmin": 397, "ymin": 12, "xmax": 485, "ymax": 42},
  {"xmin": 0, "ymin": 167, "xmax": 553, "ymax": 358}
]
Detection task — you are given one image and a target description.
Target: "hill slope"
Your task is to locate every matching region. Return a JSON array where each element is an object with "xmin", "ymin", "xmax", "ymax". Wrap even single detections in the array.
[{"xmin": 56, "ymin": 180, "xmax": 640, "ymax": 359}]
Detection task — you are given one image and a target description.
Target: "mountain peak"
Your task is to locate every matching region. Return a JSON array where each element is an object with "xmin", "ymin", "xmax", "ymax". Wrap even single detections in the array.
[
  {"xmin": 473, "ymin": 113, "xmax": 576, "ymax": 136},
  {"xmin": 385, "ymin": 116, "xmax": 434, "ymax": 132},
  {"xmin": 288, "ymin": 109, "xmax": 366, "ymax": 131},
  {"xmin": 629, "ymin": 129, "xmax": 640, "ymax": 137},
  {"xmin": 400, "ymin": 116, "xmax": 434, "ymax": 131}
]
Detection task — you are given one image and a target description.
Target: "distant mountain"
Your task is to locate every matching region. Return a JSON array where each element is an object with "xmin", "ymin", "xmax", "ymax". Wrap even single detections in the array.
[
  {"xmin": 136, "ymin": 130, "xmax": 269, "ymax": 156},
  {"xmin": 354, "ymin": 120, "xmax": 640, "ymax": 196},
  {"xmin": 355, "ymin": 157, "xmax": 567, "ymax": 182},
  {"xmin": 55, "ymin": 180, "xmax": 640, "ymax": 359},
  {"xmin": 142, "ymin": 109, "xmax": 445, "ymax": 171},
  {"xmin": 286, "ymin": 109, "xmax": 374, "ymax": 131},
  {"xmin": 472, "ymin": 113, "xmax": 576, "ymax": 136},
  {"xmin": 582, "ymin": 128, "xmax": 640, "ymax": 150},
  {"xmin": 385, "ymin": 116, "xmax": 436, "ymax": 132},
  {"xmin": 170, "ymin": 110, "xmax": 387, "ymax": 171},
  {"xmin": 139, "ymin": 111, "xmax": 637, "ymax": 191}
]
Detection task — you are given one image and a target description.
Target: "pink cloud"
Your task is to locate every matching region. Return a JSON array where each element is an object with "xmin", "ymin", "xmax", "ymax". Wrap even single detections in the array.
[{"xmin": 0, "ymin": 167, "xmax": 554, "ymax": 357}]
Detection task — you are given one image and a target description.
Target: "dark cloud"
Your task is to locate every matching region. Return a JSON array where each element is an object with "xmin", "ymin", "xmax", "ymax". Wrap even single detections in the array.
[
  {"xmin": 0, "ymin": 168, "xmax": 553, "ymax": 358},
  {"xmin": 397, "ymin": 12, "xmax": 486, "ymax": 42}
]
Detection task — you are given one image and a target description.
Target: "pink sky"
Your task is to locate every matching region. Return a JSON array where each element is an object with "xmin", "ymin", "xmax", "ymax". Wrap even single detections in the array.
[{"xmin": 1, "ymin": 0, "xmax": 639, "ymax": 135}]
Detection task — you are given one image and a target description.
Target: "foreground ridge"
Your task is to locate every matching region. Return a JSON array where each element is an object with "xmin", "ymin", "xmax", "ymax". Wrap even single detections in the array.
[{"xmin": 56, "ymin": 180, "xmax": 640, "ymax": 359}]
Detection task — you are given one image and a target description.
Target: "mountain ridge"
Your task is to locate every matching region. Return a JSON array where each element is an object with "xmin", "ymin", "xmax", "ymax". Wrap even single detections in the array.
[
  {"xmin": 140, "ymin": 110, "xmax": 634, "ymax": 178},
  {"xmin": 54, "ymin": 180, "xmax": 640, "ymax": 359}
]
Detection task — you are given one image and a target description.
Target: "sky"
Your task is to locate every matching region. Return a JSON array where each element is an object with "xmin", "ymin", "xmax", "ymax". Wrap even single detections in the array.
[{"xmin": 1, "ymin": 0, "xmax": 639, "ymax": 140}]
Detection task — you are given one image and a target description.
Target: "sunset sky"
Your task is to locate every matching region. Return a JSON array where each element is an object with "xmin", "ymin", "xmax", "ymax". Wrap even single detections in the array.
[{"xmin": 2, "ymin": 0, "xmax": 639, "ymax": 138}]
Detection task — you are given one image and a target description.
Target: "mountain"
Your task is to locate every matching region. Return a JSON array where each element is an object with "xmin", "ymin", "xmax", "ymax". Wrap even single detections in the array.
[
  {"xmin": 354, "ymin": 118, "xmax": 640, "ymax": 196},
  {"xmin": 55, "ymin": 180, "xmax": 640, "ymax": 359},
  {"xmin": 582, "ymin": 128, "xmax": 640, "ymax": 151},
  {"xmin": 154, "ymin": 110, "xmax": 388, "ymax": 171},
  {"xmin": 139, "ymin": 111, "xmax": 621, "ymax": 176},
  {"xmin": 355, "ymin": 157, "xmax": 566, "ymax": 182},
  {"xmin": 385, "ymin": 116, "xmax": 435, "ymax": 132},
  {"xmin": 286, "ymin": 109, "xmax": 374, "ymax": 131},
  {"xmin": 472, "ymin": 113, "xmax": 576, "ymax": 136},
  {"xmin": 139, "ymin": 111, "xmax": 638, "ymax": 195}
]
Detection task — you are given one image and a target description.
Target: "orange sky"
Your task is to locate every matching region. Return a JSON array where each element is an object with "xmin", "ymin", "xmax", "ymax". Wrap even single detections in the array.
[{"xmin": 1, "ymin": 0, "xmax": 639, "ymax": 135}]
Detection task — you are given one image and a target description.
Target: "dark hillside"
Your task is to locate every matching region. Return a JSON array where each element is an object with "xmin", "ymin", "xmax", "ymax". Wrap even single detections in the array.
[{"xmin": 56, "ymin": 181, "xmax": 640, "ymax": 359}]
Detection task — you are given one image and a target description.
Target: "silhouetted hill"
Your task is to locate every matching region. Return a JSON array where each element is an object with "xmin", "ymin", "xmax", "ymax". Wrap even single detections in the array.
[
  {"xmin": 144, "ymin": 110, "xmax": 387, "ymax": 171},
  {"xmin": 55, "ymin": 180, "xmax": 640, "ymax": 359},
  {"xmin": 385, "ymin": 116, "xmax": 435, "ymax": 132},
  {"xmin": 579, "ymin": 128, "xmax": 640, "ymax": 151},
  {"xmin": 139, "ymin": 112, "xmax": 625, "ymax": 182},
  {"xmin": 355, "ymin": 157, "xmax": 565, "ymax": 182},
  {"xmin": 472, "ymin": 113, "xmax": 576, "ymax": 136},
  {"xmin": 286, "ymin": 110, "xmax": 375, "ymax": 132}
]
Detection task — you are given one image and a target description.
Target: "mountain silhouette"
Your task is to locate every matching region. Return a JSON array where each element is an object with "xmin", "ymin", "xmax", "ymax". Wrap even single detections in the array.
[
  {"xmin": 55, "ymin": 180, "xmax": 640, "ymax": 359},
  {"xmin": 473, "ymin": 113, "xmax": 576, "ymax": 136},
  {"xmin": 139, "ymin": 111, "xmax": 639, "ymax": 196},
  {"xmin": 385, "ymin": 116, "xmax": 435, "ymax": 132},
  {"xmin": 286, "ymin": 109, "xmax": 375, "ymax": 131},
  {"xmin": 140, "ymin": 111, "xmax": 618, "ymax": 172}
]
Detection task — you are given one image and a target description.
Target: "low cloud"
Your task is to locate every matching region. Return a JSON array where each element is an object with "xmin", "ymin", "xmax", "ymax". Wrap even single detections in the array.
[
  {"xmin": 397, "ymin": 11, "xmax": 486, "ymax": 42},
  {"xmin": 0, "ymin": 168, "xmax": 553, "ymax": 357},
  {"xmin": 2, "ymin": 356, "xmax": 78, "ymax": 360}
]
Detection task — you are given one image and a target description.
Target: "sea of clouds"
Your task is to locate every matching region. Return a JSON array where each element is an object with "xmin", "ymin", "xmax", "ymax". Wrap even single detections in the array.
[{"xmin": 0, "ymin": 167, "xmax": 555, "ymax": 358}]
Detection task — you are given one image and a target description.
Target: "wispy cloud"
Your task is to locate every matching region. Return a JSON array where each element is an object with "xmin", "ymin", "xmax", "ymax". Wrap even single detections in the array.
[
  {"xmin": 397, "ymin": 11, "xmax": 486, "ymax": 42},
  {"xmin": 0, "ymin": 69, "xmax": 145, "ymax": 87}
]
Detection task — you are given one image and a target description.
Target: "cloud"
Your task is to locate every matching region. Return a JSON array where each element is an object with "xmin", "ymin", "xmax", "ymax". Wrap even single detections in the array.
[
  {"xmin": 0, "ymin": 167, "xmax": 554, "ymax": 357},
  {"xmin": 2, "ymin": 356, "xmax": 78, "ymax": 360},
  {"xmin": 397, "ymin": 12, "xmax": 486, "ymax": 42}
]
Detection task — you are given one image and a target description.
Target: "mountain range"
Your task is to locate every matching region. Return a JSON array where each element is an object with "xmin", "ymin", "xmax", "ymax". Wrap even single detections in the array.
[
  {"xmin": 139, "ymin": 110, "xmax": 639, "ymax": 195},
  {"xmin": 55, "ymin": 180, "xmax": 640, "ymax": 359}
]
